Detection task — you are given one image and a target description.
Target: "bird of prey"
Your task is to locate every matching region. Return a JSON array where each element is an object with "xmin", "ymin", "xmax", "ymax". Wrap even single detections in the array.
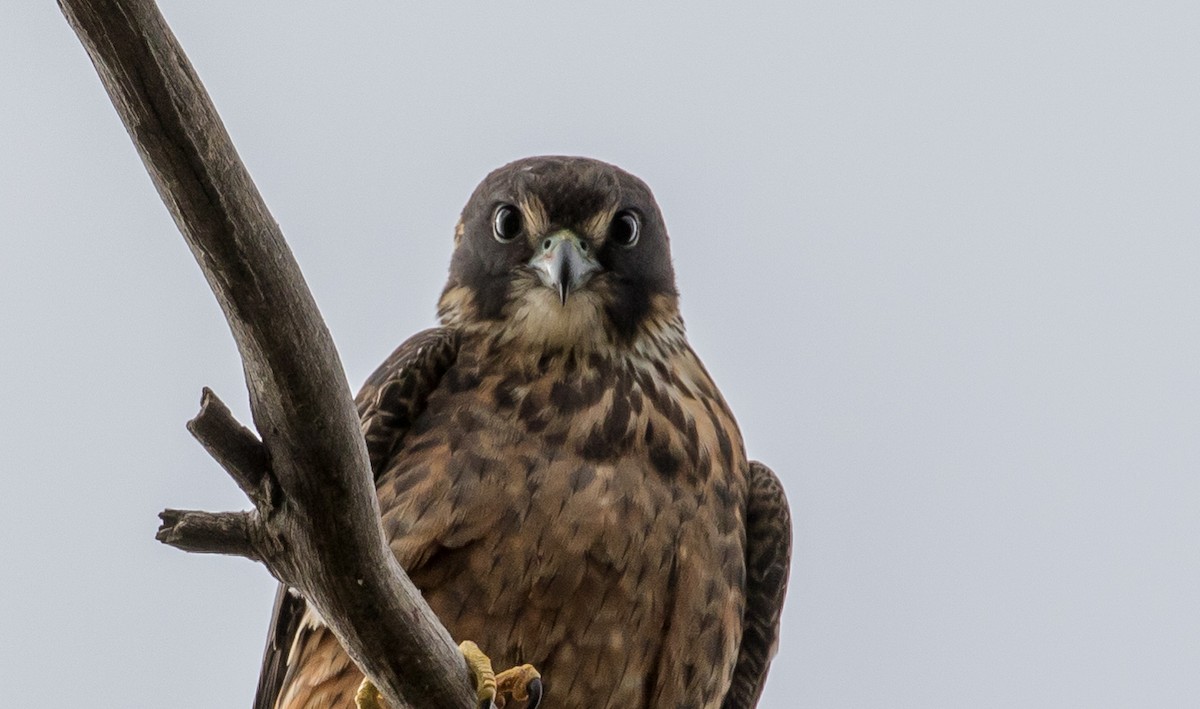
[{"xmin": 253, "ymin": 156, "xmax": 791, "ymax": 708}]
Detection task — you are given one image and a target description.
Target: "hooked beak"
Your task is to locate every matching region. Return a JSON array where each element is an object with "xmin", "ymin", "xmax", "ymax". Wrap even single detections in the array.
[{"xmin": 530, "ymin": 230, "xmax": 601, "ymax": 305}]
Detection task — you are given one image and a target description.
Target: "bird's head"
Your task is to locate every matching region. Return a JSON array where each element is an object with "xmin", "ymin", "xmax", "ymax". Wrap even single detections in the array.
[{"xmin": 438, "ymin": 156, "xmax": 680, "ymax": 351}]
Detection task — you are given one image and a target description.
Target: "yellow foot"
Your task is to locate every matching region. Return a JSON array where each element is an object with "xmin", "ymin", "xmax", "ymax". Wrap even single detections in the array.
[
  {"xmin": 352, "ymin": 642, "xmax": 541, "ymax": 709},
  {"xmin": 354, "ymin": 676, "xmax": 384, "ymax": 709},
  {"xmin": 495, "ymin": 663, "xmax": 542, "ymax": 707},
  {"xmin": 459, "ymin": 640, "xmax": 543, "ymax": 709}
]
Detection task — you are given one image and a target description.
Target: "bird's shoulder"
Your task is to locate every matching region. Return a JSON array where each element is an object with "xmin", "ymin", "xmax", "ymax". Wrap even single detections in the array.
[{"xmin": 356, "ymin": 326, "xmax": 461, "ymax": 478}]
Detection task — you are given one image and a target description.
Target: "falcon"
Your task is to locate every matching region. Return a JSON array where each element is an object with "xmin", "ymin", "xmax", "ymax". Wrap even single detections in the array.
[{"xmin": 253, "ymin": 156, "xmax": 791, "ymax": 708}]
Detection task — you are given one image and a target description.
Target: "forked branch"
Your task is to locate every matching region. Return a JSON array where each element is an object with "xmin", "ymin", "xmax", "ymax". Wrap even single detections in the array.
[{"xmin": 57, "ymin": 0, "xmax": 475, "ymax": 707}]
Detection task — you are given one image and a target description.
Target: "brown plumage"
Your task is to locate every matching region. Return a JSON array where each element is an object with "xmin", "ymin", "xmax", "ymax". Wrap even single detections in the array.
[{"xmin": 254, "ymin": 156, "xmax": 790, "ymax": 708}]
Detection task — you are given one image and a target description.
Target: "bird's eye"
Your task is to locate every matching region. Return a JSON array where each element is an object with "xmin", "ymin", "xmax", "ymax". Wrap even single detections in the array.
[
  {"xmin": 610, "ymin": 211, "xmax": 640, "ymax": 248},
  {"xmin": 492, "ymin": 205, "xmax": 522, "ymax": 243}
]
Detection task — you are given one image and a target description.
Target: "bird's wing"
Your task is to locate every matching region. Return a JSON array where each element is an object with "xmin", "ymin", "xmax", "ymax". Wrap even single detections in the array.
[
  {"xmin": 251, "ymin": 327, "xmax": 460, "ymax": 709},
  {"xmin": 722, "ymin": 460, "xmax": 792, "ymax": 709}
]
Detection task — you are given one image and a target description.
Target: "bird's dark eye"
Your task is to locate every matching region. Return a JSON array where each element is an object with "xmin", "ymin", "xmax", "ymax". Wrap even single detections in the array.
[
  {"xmin": 610, "ymin": 211, "xmax": 640, "ymax": 248},
  {"xmin": 493, "ymin": 205, "xmax": 522, "ymax": 243}
]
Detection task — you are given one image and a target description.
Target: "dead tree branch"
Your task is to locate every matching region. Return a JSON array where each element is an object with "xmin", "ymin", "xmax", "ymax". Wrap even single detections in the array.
[{"xmin": 57, "ymin": 1, "xmax": 475, "ymax": 706}]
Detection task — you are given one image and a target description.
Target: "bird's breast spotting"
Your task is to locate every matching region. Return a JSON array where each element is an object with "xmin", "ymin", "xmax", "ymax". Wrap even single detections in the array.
[{"xmin": 373, "ymin": 331, "xmax": 750, "ymax": 706}]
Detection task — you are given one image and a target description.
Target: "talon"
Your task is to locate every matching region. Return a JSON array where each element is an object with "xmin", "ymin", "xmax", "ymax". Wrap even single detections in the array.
[{"xmin": 525, "ymin": 677, "xmax": 543, "ymax": 709}]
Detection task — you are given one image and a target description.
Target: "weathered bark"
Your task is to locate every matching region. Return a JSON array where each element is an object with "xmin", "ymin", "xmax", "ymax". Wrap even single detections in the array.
[{"xmin": 57, "ymin": 1, "xmax": 475, "ymax": 707}]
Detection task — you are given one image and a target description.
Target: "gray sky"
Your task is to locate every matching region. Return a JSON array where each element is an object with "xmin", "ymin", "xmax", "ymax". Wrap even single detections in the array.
[{"xmin": 3, "ymin": 1, "xmax": 1198, "ymax": 706}]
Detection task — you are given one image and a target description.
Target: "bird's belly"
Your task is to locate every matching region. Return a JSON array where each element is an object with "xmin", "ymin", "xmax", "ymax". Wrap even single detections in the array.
[
  {"xmin": 428, "ymin": 527, "xmax": 669, "ymax": 705},
  {"xmin": 375, "ymin": 358, "xmax": 747, "ymax": 707},
  {"xmin": 397, "ymin": 451, "xmax": 680, "ymax": 705}
]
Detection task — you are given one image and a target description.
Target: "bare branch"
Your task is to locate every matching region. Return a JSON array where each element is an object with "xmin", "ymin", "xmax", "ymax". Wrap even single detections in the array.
[
  {"xmin": 156, "ymin": 509, "xmax": 259, "ymax": 559},
  {"xmin": 186, "ymin": 388, "xmax": 271, "ymax": 506},
  {"xmin": 58, "ymin": 1, "xmax": 476, "ymax": 706}
]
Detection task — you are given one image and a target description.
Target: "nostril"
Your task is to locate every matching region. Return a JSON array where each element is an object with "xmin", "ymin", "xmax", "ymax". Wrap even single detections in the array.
[
  {"xmin": 579, "ymin": 241, "xmax": 589, "ymax": 252},
  {"xmin": 542, "ymin": 239, "xmax": 553, "ymax": 251}
]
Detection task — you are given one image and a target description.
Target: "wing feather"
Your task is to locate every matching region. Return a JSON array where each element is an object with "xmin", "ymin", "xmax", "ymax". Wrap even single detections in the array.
[
  {"xmin": 251, "ymin": 327, "xmax": 460, "ymax": 709},
  {"xmin": 722, "ymin": 460, "xmax": 792, "ymax": 709}
]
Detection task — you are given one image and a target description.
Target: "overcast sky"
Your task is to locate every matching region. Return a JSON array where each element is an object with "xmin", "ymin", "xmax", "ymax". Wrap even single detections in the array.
[{"xmin": 3, "ymin": 1, "xmax": 1198, "ymax": 707}]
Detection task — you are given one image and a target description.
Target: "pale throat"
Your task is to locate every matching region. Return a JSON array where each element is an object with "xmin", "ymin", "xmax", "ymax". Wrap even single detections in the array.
[
  {"xmin": 500, "ymin": 287, "xmax": 613, "ymax": 351},
  {"xmin": 439, "ymin": 280, "xmax": 686, "ymax": 359}
]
